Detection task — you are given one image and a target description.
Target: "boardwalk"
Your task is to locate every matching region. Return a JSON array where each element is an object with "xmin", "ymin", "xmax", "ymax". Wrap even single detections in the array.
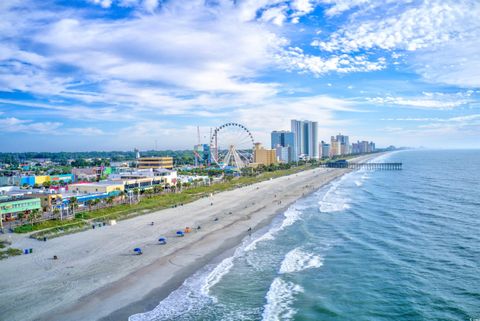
[{"xmin": 323, "ymin": 162, "xmax": 402, "ymax": 170}]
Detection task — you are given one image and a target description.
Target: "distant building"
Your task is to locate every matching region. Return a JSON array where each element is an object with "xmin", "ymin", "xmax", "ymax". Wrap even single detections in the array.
[
  {"xmin": 271, "ymin": 130, "xmax": 295, "ymax": 162},
  {"xmin": 72, "ymin": 167, "xmax": 104, "ymax": 181},
  {"xmin": 137, "ymin": 157, "xmax": 173, "ymax": 169},
  {"xmin": 253, "ymin": 143, "xmax": 278, "ymax": 166},
  {"xmin": 330, "ymin": 136, "xmax": 341, "ymax": 157},
  {"xmin": 319, "ymin": 141, "xmax": 330, "ymax": 159},
  {"xmin": 336, "ymin": 133, "xmax": 350, "ymax": 155},
  {"xmin": 275, "ymin": 146, "xmax": 290, "ymax": 163}
]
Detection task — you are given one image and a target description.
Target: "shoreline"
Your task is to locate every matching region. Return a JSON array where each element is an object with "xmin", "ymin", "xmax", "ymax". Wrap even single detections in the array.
[{"xmin": 0, "ymin": 154, "xmax": 379, "ymax": 321}]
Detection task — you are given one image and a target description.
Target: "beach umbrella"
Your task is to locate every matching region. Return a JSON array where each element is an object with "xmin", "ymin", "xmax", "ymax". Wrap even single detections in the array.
[
  {"xmin": 133, "ymin": 247, "xmax": 142, "ymax": 255},
  {"xmin": 158, "ymin": 237, "xmax": 167, "ymax": 244},
  {"xmin": 176, "ymin": 231, "xmax": 184, "ymax": 237}
]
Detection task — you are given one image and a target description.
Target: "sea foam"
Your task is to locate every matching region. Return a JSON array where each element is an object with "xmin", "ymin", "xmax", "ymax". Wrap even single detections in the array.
[
  {"xmin": 245, "ymin": 206, "xmax": 302, "ymax": 251},
  {"xmin": 261, "ymin": 277, "xmax": 303, "ymax": 321},
  {"xmin": 279, "ymin": 248, "xmax": 323, "ymax": 274}
]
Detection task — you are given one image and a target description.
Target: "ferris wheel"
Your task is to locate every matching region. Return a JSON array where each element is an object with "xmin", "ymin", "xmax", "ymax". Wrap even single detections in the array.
[{"xmin": 210, "ymin": 122, "xmax": 255, "ymax": 169}]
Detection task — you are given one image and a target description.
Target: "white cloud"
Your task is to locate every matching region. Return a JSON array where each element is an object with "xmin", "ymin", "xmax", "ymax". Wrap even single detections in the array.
[
  {"xmin": 89, "ymin": 0, "xmax": 113, "ymax": 8},
  {"xmin": 412, "ymin": 39, "xmax": 480, "ymax": 87},
  {"xmin": 383, "ymin": 114, "xmax": 480, "ymax": 138},
  {"xmin": 321, "ymin": 0, "xmax": 371, "ymax": 16},
  {"xmin": 278, "ymin": 47, "xmax": 386, "ymax": 75},
  {"xmin": 0, "ymin": 117, "xmax": 62, "ymax": 134},
  {"xmin": 367, "ymin": 92, "xmax": 474, "ymax": 109}
]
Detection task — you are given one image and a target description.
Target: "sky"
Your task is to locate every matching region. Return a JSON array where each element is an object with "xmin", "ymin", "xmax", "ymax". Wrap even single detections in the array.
[{"xmin": 0, "ymin": 0, "xmax": 479, "ymax": 152}]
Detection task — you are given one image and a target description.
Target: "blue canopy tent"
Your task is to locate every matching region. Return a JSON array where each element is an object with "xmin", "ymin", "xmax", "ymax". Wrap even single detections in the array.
[
  {"xmin": 158, "ymin": 237, "xmax": 167, "ymax": 244},
  {"xmin": 133, "ymin": 247, "xmax": 142, "ymax": 255},
  {"xmin": 176, "ymin": 231, "xmax": 184, "ymax": 237}
]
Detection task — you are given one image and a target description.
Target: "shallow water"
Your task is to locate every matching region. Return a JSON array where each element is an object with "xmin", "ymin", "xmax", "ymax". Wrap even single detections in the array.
[{"xmin": 130, "ymin": 150, "xmax": 480, "ymax": 321}]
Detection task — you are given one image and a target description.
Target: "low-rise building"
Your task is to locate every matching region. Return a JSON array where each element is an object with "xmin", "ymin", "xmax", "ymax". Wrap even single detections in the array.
[
  {"xmin": 253, "ymin": 143, "xmax": 278, "ymax": 166},
  {"xmin": 109, "ymin": 168, "xmax": 177, "ymax": 187},
  {"xmin": 68, "ymin": 181, "xmax": 124, "ymax": 194},
  {"xmin": 24, "ymin": 193, "xmax": 63, "ymax": 212},
  {"xmin": 0, "ymin": 196, "xmax": 41, "ymax": 227}
]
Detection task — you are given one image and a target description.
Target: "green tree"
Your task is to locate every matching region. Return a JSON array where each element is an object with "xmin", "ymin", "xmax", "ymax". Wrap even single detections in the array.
[{"xmin": 69, "ymin": 197, "xmax": 78, "ymax": 216}]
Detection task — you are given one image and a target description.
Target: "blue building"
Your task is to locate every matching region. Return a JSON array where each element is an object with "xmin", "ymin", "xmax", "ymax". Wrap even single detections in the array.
[{"xmin": 271, "ymin": 131, "xmax": 295, "ymax": 162}]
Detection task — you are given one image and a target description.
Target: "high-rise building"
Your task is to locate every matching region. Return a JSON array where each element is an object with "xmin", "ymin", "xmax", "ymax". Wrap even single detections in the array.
[
  {"xmin": 336, "ymin": 133, "xmax": 350, "ymax": 155},
  {"xmin": 275, "ymin": 146, "xmax": 290, "ymax": 163},
  {"xmin": 271, "ymin": 131, "xmax": 295, "ymax": 162},
  {"xmin": 319, "ymin": 141, "xmax": 330, "ymax": 159},
  {"xmin": 291, "ymin": 120, "xmax": 318, "ymax": 160},
  {"xmin": 330, "ymin": 136, "xmax": 341, "ymax": 157},
  {"xmin": 290, "ymin": 120, "xmax": 303, "ymax": 160}
]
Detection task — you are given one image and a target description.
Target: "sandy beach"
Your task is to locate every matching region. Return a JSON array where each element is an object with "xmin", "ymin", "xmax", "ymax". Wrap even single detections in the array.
[{"xmin": 0, "ymin": 158, "xmax": 375, "ymax": 321}]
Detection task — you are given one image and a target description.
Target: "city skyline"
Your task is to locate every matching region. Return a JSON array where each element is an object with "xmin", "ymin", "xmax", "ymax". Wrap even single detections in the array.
[{"xmin": 1, "ymin": 1, "xmax": 480, "ymax": 152}]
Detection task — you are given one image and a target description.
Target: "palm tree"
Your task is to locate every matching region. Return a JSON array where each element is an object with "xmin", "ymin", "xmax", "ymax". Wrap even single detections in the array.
[
  {"xmin": 29, "ymin": 209, "xmax": 41, "ymax": 225},
  {"xmin": 106, "ymin": 196, "xmax": 114, "ymax": 206},
  {"xmin": 17, "ymin": 212, "xmax": 25, "ymax": 224},
  {"xmin": 69, "ymin": 197, "xmax": 78, "ymax": 217},
  {"xmin": 53, "ymin": 208, "xmax": 60, "ymax": 219},
  {"xmin": 86, "ymin": 200, "xmax": 94, "ymax": 211}
]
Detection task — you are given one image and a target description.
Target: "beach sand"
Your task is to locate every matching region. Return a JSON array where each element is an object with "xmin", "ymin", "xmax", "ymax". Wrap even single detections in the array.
[{"xmin": 0, "ymin": 158, "xmax": 375, "ymax": 321}]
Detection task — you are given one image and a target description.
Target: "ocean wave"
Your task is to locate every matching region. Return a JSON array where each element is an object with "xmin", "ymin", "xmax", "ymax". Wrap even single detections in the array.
[
  {"xmin": 129, "ymin": 249, "xmax": 239, "ymax": 320},
  {"xmin": 279, "ymin": 248, "xmax": 323, "ymax": 274},
  {"xmin": 201, "ymin": 256, "xmax": 235, "ymax": 300},
  {"xmin": 245, "ymin": 206, "xmax": 303, "ymax": 251},
  {"xmin": 128, "ymin": 268, "xmax": 210, "ymax": 321},
  {"xmin": 261, "ymin": 277, "xmax": 303, "ymax": 321}
]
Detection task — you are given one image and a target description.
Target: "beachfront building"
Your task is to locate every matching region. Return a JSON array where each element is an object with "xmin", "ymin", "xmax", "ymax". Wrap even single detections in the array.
[
  {"xmin": 319, "ymin": 141, "xmax": 330, "ymax": 159},
  {"xmin": 336, "ymin": 133, "xmax": 350, "ymax": 155},
  {"xmin": 330, "ymin": 136, "xmax": 341, "ymax": 157},
  {"xmin": 253, "ymin": 143, "xmax": 278, "ymax": 166},
  {"xmin": 24, "ymin": 192, "xmax": 63, "ymax": 212},
  {"xmin": 68, "ymin": 181, "xmax": 125, "ymax": 194},
  {"xmin": 109, "ymin": 168, "xmax": 177, "ymax": 186},
  {"xmin": 291, "ymin": 120, "xmax": 318, "ymax": 160},
  {"xmin": 137, "ymin": 157, "xmax": 174, "ymax": 169},
  {"xmin": 0, "ymin": 196, "xmax": 41, "ymax": 228}
]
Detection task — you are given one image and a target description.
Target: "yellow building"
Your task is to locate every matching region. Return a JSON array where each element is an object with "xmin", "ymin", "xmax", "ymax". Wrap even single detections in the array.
[
  {"xmin": 34, "ymin": 175, "xmax": 51, "ymax": 185},
  {"xmin": 25, "ymin": 193, "xmax": 63, "ymax": 212},
  {"xmin": 330, "ymin": 137, "xmax": 341, "ymax": 157},
  {"xmin": 137, "ymin": 157, "xmax": 174, "ymax": 169},
  {"xmin": 253, "ymin": 143, "xmax": 278, "ymax": 166},
  {"xmin": 68, "ymin": 181, "xmax": 124, "ymax": 194}
]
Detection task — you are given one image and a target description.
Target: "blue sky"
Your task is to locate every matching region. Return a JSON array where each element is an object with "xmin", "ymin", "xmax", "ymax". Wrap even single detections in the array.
[{"xmin": 1, "ymin": 0, "xmax": 479, "ymax": 152}]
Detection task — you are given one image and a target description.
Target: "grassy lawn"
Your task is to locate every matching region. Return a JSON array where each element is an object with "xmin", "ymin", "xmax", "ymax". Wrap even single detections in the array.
[
  {"xmin": 13, "ymin": 218, "xmax": 85, "ymax": 233},
  {"xmin": 14, "ymin": 163, "xmax": 318, "ymax": 237}
]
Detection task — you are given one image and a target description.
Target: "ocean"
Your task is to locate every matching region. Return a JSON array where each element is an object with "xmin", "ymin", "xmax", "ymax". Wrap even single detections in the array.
[{"xmin": 130, "ymin": 150, "xmax": 480, "ymax": 321}]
